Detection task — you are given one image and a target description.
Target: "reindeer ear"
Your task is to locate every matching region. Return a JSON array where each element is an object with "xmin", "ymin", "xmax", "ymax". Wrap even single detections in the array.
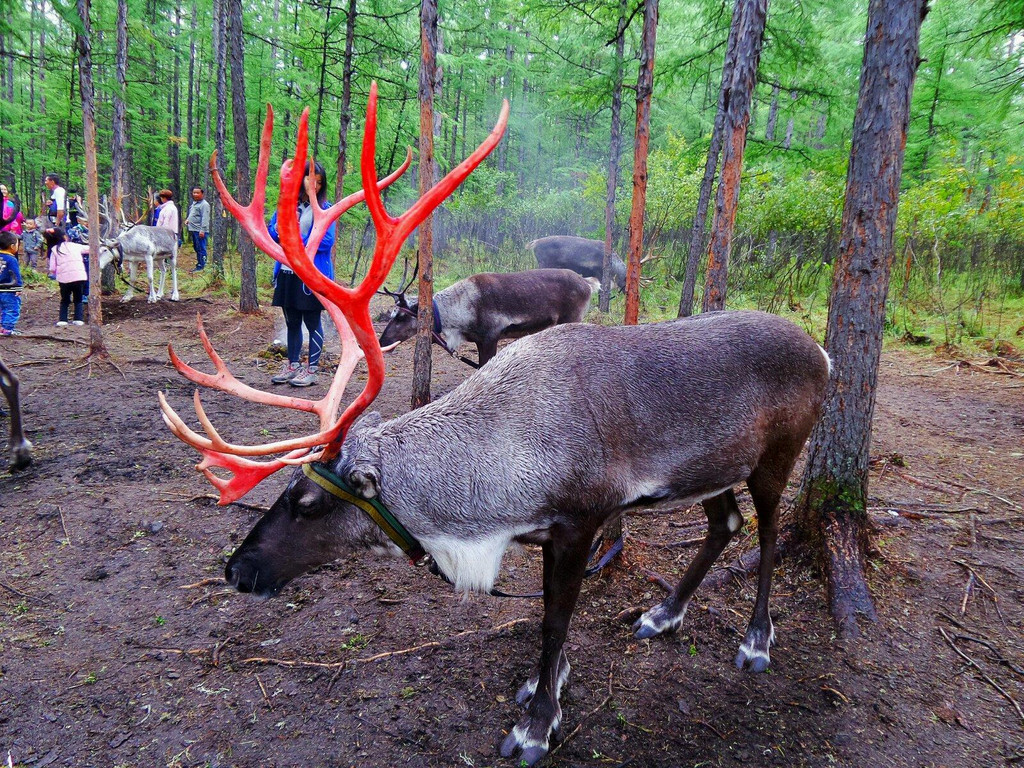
[{"xmin": 347, "ymin": 465, "xmax": 380, "ymax": 499}]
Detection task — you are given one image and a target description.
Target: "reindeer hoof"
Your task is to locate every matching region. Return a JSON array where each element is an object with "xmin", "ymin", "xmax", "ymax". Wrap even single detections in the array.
[
  {"xmin": 500, "ymin": 723, "xmax": 551, "ymax": 766},
  {"xmin": 632, "ymin": 600, "xmax": 688, "ymax": 639},
  {"xmin": 170, "ymin": 292, "xmax": 180, "ymax": 302},
  {"xmin": 735, "ymin": 621, "xmax": 774, "ymax": 672}
]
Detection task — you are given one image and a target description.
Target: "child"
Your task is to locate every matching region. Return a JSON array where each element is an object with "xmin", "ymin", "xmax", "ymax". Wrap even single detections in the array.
[
  {"xmin": 0, "ymin": 231, "xmax": 23, "ymax": 336},
  {"xmin": 22, "ymin": 219, "xmax": 42, "ymax": 269},
  {"xmin": 44, "ymin": 227, "xmax": 88, "ymax": 327}
]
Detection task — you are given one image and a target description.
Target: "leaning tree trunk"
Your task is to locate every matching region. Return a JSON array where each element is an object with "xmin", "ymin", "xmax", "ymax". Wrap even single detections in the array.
[
  {"xmin": 623, "ymin": 0, "xmax": 659, "ymax": 326},
  {"xmin": 411, "ymin": 0, "xmax": 439, "ymax": 409},
  {"xmin": 677, "ymin": 10, "xmax": 742, "ymax": 318},
  {"xmin": 795, "ymin": 0, "xmax": 928, "ymax": 638},
  {"xmin": 75, "ymin": 0, "xmax": 108, "ymax": 358},
  {"xmin": 226, "ymin": 0, "xmax": 257, "ymax": 312},
  {"xmin": 701, "ymin": 0, "xmax": 768, "ymax": 313},
  {"xmin": 601, "ymin": 0, "xmax": 627, "ymax": 314}
]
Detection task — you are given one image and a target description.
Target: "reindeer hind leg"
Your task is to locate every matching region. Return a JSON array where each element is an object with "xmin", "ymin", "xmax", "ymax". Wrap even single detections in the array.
[
  {"xmin": 633, "ymin": 489, "xmax": 742, "ymax": 639},
  {"xmin": 734, "ymin": 460, "xmax": 792, "ymax": 673},
  {"xmin": 154, "ymin": 253, "xmax": 167, "ymax": 301}
]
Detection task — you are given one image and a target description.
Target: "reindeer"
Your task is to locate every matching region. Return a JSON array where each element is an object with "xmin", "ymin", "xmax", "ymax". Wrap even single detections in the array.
[
  {"xmin": 0, "ymin": 354, "xmax": 32, "ymax": 471},
  {"xmin": 158, "ymin": 88, "xmax": 830, "ymax": 767},
  {"xmin": 379, "ymin": 269, "xmax": 598, "ymax": 367},
  {"xmin": 96, "ymin": 199, "xmax": 180, "ymax": 303},
  {"xmin": 528, "ymin": 235, "xmax": 627, "ymax": 291}
]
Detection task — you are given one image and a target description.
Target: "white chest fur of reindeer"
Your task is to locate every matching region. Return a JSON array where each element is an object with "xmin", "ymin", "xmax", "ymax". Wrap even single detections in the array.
[{"xmin": 98, "ymin": 225, "xmax": 180, "ymax": 303}]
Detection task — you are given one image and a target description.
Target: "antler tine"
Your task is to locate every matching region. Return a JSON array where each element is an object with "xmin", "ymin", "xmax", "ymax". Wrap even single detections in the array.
[
  {"xmin": 210, "ymin": 104, "xmax": 283, "ymax": 261},
  {"xmin": 163, "ymin": 85, "xmax": 508, "ymax": 502}
]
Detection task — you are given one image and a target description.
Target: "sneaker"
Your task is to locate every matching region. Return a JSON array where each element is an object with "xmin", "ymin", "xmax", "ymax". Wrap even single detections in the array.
[
  {"xmin": 72, "ymin": 320, "xmax": 85, "ymax": 326},
  {"xmin": 289, "ymin": 365, "xmax": 319, "ymax": 387},
  {"xmin": 55, "ymin": 321, "xmax": 68, "ymax": 327},
  {"xmin": 0, "ymin": 328, "xmax": 11, "ymax": 336},
  {"xmin": 271, "ymin": 361, "xmax": 301, "ymax": 384}
]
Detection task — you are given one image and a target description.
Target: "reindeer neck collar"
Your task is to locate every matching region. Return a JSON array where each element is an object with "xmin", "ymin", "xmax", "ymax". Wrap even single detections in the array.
[{"xmin": 301, "ymin": 462, "xmax": 429, "ymax": 566}]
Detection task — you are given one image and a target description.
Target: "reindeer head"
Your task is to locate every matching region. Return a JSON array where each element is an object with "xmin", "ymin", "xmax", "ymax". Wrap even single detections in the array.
[{"xmin": 159, "ymin": 83, "xmax": 509, "ymax": 508}]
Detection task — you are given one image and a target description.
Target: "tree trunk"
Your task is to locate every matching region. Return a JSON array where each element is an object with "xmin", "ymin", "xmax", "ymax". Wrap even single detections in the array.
[
  {"xmin": 333, "ymin": 0, "xmax": 357, "ymax": 257},
  {"xmin": 765, "ymin": 80, "xmax": 779, "ymax": 141},
  {"xmin": 623, "ymin": 0, "xmax": 659, "ymax": 326},
  {"xmin": 601, "ymin": 0, "xmax": 627, "ymax": 314},
  {"xmin": 186, "ymin": 0, "xmax": 198, "ymax": 190},
  {"xmin": 412, "ymin": 0, "xmax": 439, "ymax": 409},
  {"xmin": 170, "ymin": 6, "xmax": 182, "ymax": 199},
  {"xmin": 226, "ymin": 0, "xmax": 257, "ymax": 312},
  {"xmin": 106, "ymin": 0, "xmax": 130, "ymax": 292},
  {"xmin": 677, "ymin": 9, "xmax": 742, "ymax": 318},
  {"xmin": 701, "ymin": 0, "xmax": 768, "ymax": 313},
  {"xmin": 313, "ymin": 2, "xmax": 332, "ymax": 155},
  {"xmin": 795, "ymin": 0, "xmax": 928, "ymax": 638},
  {"xmin": 211, "ymin": 0, "xmax": 228, "ymax": 275},
  {"xmin": 75, "ymin": 0, "xmax": 108, "ymax": 358}
]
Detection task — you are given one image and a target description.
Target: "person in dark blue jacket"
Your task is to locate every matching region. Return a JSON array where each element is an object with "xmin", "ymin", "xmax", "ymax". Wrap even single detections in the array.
[{"xmin": 267, "ymin": 160, "xmax": 335, "ymax": 388}]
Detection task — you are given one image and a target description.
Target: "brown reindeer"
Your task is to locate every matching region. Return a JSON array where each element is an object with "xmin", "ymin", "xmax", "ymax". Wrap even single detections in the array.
[
  {"xmin": 159, "ymin": 87, "xmax": 828, "ymax": 766},
  {"xmin": 379, "ymin": 269, "xmax": 597, "ymax": 367}
]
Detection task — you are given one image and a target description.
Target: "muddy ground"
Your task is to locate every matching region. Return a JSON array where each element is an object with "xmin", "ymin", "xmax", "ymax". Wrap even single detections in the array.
[{"xmin": 1, "ymin": 280, "xmax": 1023, "ymax": 768}]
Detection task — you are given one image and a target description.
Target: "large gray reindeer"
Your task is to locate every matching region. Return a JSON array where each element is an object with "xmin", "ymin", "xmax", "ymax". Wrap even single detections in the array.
[
  {"xmin": 96, "ymin": 199, "xmax": 179, "ymax": 303},
  {"xmin": 159, "ymin": 89, "xmax": 829, "ymax": 767}
]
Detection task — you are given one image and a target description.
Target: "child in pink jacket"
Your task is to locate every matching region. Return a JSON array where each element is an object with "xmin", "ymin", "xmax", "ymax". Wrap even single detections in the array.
[{"xmin": 45, "ymin": 227, "xmax": 89, "ymax": 326}]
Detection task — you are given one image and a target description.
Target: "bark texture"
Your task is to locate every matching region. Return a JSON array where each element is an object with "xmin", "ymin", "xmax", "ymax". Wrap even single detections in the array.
[{"xmin": 796, "ymin": 0, "xmax": 928, "ymax": 638}]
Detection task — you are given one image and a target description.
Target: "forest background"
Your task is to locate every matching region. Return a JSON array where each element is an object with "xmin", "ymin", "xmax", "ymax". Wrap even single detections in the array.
[{"xmin": 1, "ymin": 0, "xmax": 1022, "ymax": 349}]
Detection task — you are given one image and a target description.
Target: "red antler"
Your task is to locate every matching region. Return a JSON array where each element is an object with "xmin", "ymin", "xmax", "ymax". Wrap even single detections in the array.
[{"xmin": 160, "ymin": 83, "xmax": 509, "ymax": 503}]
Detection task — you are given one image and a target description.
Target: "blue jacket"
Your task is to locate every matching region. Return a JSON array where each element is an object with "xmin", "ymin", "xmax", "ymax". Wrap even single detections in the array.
[
  {"xmin": 267, "ymin": 202, "xmax": 336, "ymax": 283},
  {"xmin": 0, "ymin": 251, "xmax": 22, "ymax": 291}
]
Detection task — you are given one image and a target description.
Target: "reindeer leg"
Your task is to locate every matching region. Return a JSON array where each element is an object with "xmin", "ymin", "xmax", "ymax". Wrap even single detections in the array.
[
  {"xmin": 123, "ymin": 261, "xmax": 136, "ymax": 302},
  {"xmin": 154, "ymin": 253, "xmax": 165, "ymax": 301},
  {"xmin": 0, "ymin": 357, "xmax": 32, "ymax": 471},
  {"xmin": 147, "ymin": 257, "xmax": 158, "ymax": 302},
  {"xmin": 633, "ymin": 489, "xmax": 742, "ymax": 639},
  {"xmin": 169, "ymin": 244, "xmax": 179, "ymax": 301},
  {"xmin": 734, "ymin": 466, "xmax": 786, "ymax": 673},
  {"xmin": 501, "ymin": 528, "xmax": 592, "ymax": 766},
  {"xmin": 476, "ymin": 338, "xmax": 499, "ymax": 366}
]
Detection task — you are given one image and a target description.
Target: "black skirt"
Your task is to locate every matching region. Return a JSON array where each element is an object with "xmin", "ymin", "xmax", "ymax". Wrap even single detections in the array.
[{"xmin": 272, "ymin": 270, "xmax": 324, "ymax": 312}]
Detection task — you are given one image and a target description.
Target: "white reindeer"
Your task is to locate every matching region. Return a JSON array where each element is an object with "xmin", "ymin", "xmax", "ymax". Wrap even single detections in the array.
[{"xmin": 95, "ymin": 199, "xmax": 180, "ymax": 303}]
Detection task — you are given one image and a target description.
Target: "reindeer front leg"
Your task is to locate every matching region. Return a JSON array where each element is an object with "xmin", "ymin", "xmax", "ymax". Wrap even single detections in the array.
[
  {"xmin": 122, "ymin": 261, "xmax": 136, "ymax": 302},
  {"xmin": 501, "ymin": 528, "xmax": 592, "ymax": 766},
  {"xmin": 168, "ymin": 245, "xmax": 180, "ymax": 301},
  {"xmin": 145, "ymin": 256, "xmax": 159, "ymax": 302}
]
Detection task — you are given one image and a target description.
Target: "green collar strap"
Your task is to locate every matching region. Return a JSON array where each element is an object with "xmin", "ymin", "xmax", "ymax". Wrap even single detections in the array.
[{"xmin": 302, "ymin": 462, "xmax": 428, "ymax": 565}]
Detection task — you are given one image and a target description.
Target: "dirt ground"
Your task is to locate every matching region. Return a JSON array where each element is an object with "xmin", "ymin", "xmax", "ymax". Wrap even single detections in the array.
[{"xmin": 1, "ymin": 281, "xmax": 1023, "ymax": 768}]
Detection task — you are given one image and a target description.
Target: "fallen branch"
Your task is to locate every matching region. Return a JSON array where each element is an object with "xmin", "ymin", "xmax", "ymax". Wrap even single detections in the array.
[
  {"xmin": 242, "ymin": 618, "xmax": 532, "ymax": 671},
  {"xmin": 939, "ymin": 626, "xmax": 1024, "ymax": 726}
]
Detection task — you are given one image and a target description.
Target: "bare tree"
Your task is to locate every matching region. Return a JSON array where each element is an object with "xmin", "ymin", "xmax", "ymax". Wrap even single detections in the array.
[
  {"xmin": 623, "ymin": 0, "xmax": 659, "ymax": 326},
  {"xmin": 795, "ymin": 0, "xmax": 928, "ymax": 637},
  {"xmin": 226, "ymin": 0, "xmax": 257, "ymax": 312},
  {"xmin": 412, "ymin": 0, "xmax": 439, "ymax": 409},
  {"xmin": 701, "ymin": 0, "xmax": 768, "ymax": 313}
]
